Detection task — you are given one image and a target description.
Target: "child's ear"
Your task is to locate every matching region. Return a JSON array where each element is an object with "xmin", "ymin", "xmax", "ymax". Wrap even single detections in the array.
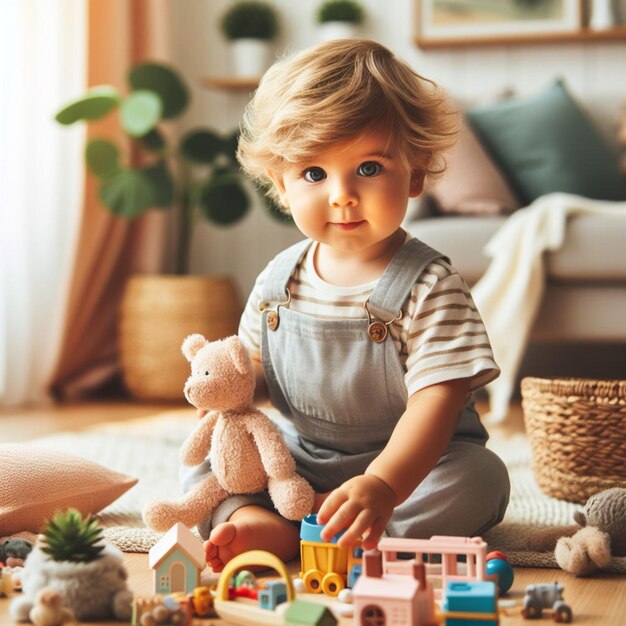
[
  {"xmin": 267, "ymin": 169, "xmax": 289, "ymax": 208},
  {"xmin": 409, "ymin": 170, "xmax": 426, "ymax": 198}
]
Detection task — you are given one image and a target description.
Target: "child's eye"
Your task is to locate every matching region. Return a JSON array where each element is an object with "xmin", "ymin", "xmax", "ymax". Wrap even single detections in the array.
[
  {"xmin": 357, "ymin": 161, "xmax": 382, "ymax": 177},
  {"xmin": 303, "ymin": 167, "xmax": 326, "ymax": 183}
]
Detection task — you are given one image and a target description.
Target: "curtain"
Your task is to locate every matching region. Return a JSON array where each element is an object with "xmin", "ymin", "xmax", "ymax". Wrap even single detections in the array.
[
  {"xmin": 0, "ymin": 0, "xmax": 87, "ymax": 405},
  {"xmin": 48, "ymin": 0, "xmax": 171, "ymax": 400}
]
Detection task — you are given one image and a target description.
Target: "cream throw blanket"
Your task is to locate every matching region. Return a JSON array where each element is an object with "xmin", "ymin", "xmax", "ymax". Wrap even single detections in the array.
[{"xmin": 472, "ymin": 192, "xmax": 626, "ymax": 422}]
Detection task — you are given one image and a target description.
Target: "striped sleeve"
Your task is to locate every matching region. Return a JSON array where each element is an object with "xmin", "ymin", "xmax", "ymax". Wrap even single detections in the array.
[
  {"xmin": 404, "ymin": 260, "xmax": 500, "ymax": 396},
  {"xmin": 237, "ymin": 263, "xmax": 272, "ymax": 360}
]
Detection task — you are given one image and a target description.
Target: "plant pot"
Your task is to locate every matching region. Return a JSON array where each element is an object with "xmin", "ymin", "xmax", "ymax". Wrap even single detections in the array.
[
  {"xmin": 10, "ymin": 543, "xmax": 133, "ymax": 622},
  {"xmin": 230, "ymin": 38, "xmax": 272, "ymax": 77},
  {"xmin": 318, "ymin": 21, "xmax": 359, "ymax": 42},
  {"xmin": 119, "ymin": 275, "xmax": 242, "ymax": 401}
]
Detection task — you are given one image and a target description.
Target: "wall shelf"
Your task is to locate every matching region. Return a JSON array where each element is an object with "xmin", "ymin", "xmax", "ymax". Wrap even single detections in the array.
[
  {"xmin": 415, "ymin": 26, "xmax": 626, "ymax": 49},
  {"xmin": 200, "ymin": 76, "xmax": 260, "ymax": 91}
]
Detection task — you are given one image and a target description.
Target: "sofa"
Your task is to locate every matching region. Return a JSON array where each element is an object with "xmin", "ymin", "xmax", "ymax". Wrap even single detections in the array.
[{"xmin": 403, "ymin": 81, "xmax": 626, "ymax": 381}]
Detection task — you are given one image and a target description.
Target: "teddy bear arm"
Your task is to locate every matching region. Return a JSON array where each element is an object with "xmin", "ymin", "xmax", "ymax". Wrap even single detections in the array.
[
  {"xmin": 247, "ymin": 412, "xmax": 296, "ymax": 479},
  {"xmin": 179, "ymin": 412, "xmax": 219, "ymax": 466}
]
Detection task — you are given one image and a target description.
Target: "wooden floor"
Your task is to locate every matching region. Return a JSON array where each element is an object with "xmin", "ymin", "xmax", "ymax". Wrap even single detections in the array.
[{"xmin": 1, "ymin": 400, "xmax": 624, "ymax": 625}]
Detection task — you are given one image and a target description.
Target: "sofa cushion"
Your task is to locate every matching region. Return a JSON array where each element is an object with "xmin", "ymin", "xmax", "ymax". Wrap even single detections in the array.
[
  {"xmin": 406, "ymin": 214, "xmax": 626, "ymax": 285},
  {"xmin": 466, "ymin": 81, "xmax": 626, "ymax": 205},
  {"xmin": 424, "ymin": 120, "xmax": 521, "ymax": 216}
]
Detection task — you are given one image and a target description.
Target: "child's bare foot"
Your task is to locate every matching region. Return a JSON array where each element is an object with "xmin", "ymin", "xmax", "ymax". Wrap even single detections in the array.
[{"xmin": 203, "ymin": 505, "xmax": 300, "ymax": 572}]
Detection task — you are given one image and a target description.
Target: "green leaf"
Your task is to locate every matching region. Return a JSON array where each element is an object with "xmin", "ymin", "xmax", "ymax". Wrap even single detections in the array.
[
  {"xmin": 99, "ymin": 169, "xmax": 155, "ymax": 218},
  {"xmin": 85, "ymin": 139, "xmax": 120, "ymax": 180},
  {"xmin": 120, "ymin": 91, "xmax": 162, "ymax": 137},
  {"xmin": 141, "ymin": 127, "xmax": 167, "ymax": 152},
  {"xmin": 142, "ymin": 161, "xmax": 174, "ymax": 208},
  {"xmin": 55, "ymin": 86, "xmax": 120, "ymax": 124},
  {"xmin": 128, "ymin": 62, "xmax": 189, "ymax": 119},
  {"xmin": 200, "ymin": 174, "xmax": 249, "ymax": 225},
  {"xmin": 221, "ymin": 130, "xmax": 240, "ymax": 162},
  {"xmin": 180, "ymin": 129, "xmax": 222, "ymax": 164}
]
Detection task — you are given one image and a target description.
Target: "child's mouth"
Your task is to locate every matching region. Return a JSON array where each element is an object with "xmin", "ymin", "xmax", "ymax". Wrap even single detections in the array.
[{"xmin": 332, "ymin": 220, "xmax": 365, "ymax": 230}]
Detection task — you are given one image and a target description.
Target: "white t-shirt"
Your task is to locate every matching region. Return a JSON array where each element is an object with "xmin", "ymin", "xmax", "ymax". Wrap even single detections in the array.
[{"xmin": 239, "ymin": 235, "xmax": 500, "ymax": 396}]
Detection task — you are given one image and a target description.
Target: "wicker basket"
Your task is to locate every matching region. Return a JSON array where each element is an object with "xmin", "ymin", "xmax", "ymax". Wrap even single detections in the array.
[
  {"xmin": 119, "ymin": 275, "xmax": 242, "ymax": 401},
  {"xmin": 521, "ymin": 377, "xmax": 626, "ymax": 503}
]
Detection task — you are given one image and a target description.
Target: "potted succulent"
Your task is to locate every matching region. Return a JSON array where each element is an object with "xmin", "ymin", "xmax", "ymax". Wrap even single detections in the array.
[
  {"xmin": 221, "ymin": 1, "xmax": 279, "ymax": 77},
  {"xmin": 316, "ymin": 0, "xmax": 365, "ymax": 41},
  {"xmin": 10, "ymin": 509, "xmax": 133, "ymax": 622},
  {"xmin": 55, "ymin": 62, "xmax": 286, "ymax": 400}
]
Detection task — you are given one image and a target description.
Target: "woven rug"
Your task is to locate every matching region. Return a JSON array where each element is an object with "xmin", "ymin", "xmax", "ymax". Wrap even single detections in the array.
[{"xmin": 29, "ymin": 409, "xmax": 626, "ymax": 572}]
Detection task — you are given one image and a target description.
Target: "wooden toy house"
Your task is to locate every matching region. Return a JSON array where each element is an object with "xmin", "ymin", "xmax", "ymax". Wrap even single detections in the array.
[
  {"xmin": 148, "ymin": 522, "xmax": 205, "ymax": 594},
  {"xmin": 353, "ymin": 550, "xmax": 436, "ymax": 626}
]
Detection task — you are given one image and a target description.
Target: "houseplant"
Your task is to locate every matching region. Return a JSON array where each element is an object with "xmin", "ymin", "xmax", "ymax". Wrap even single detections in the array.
[
  {"xmin": 10, "ymin": 509, "xmax": 133, "ymax": 622},
  {"xmin": 316, "ymin": 0, "xmax": 365, "ymax": 41},
  {"xmin": 221, "ymin": 1, "xmax": 279, "ymax": 77},
  {"xmin": 55, "ymin": 62, "xmax": 285, "ymax": 400}
]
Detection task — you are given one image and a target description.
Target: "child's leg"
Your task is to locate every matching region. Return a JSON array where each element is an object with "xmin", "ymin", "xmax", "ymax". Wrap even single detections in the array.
[
  {"xmin": 387, "ymin": 440, "xmax": 510, "ymax": 538},
  {"xmin": 205, "ymin": 505, "xmax": 300, "ymax": 572}
]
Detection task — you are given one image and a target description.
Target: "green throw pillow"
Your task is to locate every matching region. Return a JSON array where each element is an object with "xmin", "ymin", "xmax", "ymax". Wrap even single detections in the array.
[{"xmin": 466, "ymin": 80, "xmax": 626, "ymax": 205}]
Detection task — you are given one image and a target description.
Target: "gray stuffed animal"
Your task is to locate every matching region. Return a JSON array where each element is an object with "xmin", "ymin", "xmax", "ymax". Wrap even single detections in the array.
[{"xmin": 530, "ymin": 487, "xmax": 626, "ymax": 576}]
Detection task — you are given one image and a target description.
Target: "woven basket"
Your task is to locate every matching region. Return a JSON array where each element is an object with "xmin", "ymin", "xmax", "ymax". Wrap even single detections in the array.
[
  {"xmin": 521, "ymin": 377, "xmax": 626, "ymax": 503},
  {"xmin": 119, "ymin": 275, "xmax": 242, "ymax": 401}
]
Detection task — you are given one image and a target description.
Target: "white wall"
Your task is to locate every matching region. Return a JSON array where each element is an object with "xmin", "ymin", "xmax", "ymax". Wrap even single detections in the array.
[{"xmin": 170, "ymin": 0, "xmax": 626, "ymax": 299}]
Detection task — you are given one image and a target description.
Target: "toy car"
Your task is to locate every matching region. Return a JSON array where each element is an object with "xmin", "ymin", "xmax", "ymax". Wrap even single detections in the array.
[{"xmin": 522, "ymin": 583, "xmax": 573, "ymax": 623}]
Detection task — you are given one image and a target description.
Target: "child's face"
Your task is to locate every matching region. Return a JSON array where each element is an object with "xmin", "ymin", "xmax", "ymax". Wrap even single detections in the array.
[{"xmin": 270, "ymin": 129, "xmax": 425, "ymax": 255}]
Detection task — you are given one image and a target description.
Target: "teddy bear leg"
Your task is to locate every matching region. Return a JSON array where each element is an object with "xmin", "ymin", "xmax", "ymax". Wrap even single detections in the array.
[
  {"xmin": 142, "ymin": 473, "xmax": 230, "ymax": 532},
  {"xmin": 268, "ymin": 474, "xmax": 315, "ymax": 521}
]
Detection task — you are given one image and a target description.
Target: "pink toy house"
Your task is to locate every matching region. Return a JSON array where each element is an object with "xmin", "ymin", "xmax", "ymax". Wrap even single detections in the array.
[{"xmin": 352, "ymin": 550, "xmax": 436, "ymax": 626}]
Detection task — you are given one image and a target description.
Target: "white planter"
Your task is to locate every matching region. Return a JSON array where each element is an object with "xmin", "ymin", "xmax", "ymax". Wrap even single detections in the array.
[
  {"xmin": 589, "ymin": 0, "xmax": 616, "ymax": 30},
  {"xmin": 230, "ymin": 38, "xmax": 272, "ymax": 77},
  {"xmin": 318, "ymin": 21, "xmax": 359, "ymax": 42},
  {"xmin": 10, "ymin": 543, "xmax": 133, "ymax": 622}
]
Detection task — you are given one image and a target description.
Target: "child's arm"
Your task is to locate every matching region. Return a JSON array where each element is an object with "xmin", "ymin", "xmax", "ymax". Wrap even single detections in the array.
[
  {"xmin": 251, "ymin": 355, "xmax": 270, "ymax": 406},
  {"xmin": 316, "ymin": 377, "xmax": 471, "ymax": 549}
]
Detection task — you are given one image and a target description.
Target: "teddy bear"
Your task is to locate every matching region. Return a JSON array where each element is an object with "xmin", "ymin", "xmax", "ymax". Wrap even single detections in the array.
[
  {"xmin": 529, "ymin": 487, "xmax": 626, "ymax": 576},
  {"xmin": 142, "ymin": 334, "xmax": 314, "ymax": 533}
]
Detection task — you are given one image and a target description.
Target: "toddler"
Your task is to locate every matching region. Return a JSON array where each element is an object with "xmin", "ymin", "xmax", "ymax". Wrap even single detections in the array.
[{"xmin": 182, "ymin": 39, "xmax": 510, "ymax": 572}]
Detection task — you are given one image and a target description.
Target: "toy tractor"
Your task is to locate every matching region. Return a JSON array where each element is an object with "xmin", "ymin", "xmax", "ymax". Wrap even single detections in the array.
[{"xmin": 522, "ymin": 583, "xmax": 573, "ymax": 623}]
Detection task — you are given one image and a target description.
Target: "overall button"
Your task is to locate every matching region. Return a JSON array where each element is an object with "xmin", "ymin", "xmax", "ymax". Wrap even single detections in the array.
[
  {"xmin": 368, "ymin": 321, "xmax": 387, "ymax": 343},
  {"xmin": 267, "ymin": 310, "xmax": 280, "ymax": 331}
]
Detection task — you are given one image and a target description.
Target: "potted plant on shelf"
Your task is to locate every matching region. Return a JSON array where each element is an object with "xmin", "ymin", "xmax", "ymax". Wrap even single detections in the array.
[
  {"xmin": 316, "ymin": 0, "xmax": 365, "ymax": 41},
  {"xmin": 221, "ymin": 1, "xmax": 280, "ymax": 77},
  {"xmin": 10, "ymin": 510, "xmax": 133, "ymax": 622},
  {"xmin": 55, "ymin": 62, "xmax": 287, "ymax": 400}
]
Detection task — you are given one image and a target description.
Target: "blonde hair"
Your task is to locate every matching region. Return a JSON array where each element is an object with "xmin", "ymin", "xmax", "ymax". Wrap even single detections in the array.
[{"xmin": 238, "ymin": 39, "xmax": 458, "ymax": 205}]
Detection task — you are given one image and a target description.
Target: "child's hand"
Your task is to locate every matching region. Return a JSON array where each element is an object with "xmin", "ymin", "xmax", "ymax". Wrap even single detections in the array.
[{"xmin": 316, "ymin": 474, "xmax": 397, "ymax": 550}]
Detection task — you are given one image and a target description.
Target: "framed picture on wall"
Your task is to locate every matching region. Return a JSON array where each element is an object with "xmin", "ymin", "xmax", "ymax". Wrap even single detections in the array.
[{"xmin": 415, "ymin": 0, "xmax": 583, "ymax": 47}]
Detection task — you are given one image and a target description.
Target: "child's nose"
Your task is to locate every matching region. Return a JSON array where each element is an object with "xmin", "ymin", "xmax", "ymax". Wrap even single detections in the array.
[{"xmin": 328, "ymin": 177, "xmax": 358, "ymax": 208}]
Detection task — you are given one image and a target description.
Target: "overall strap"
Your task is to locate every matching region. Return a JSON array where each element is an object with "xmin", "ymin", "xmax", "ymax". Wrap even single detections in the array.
[
  {"xmin": 368, "ymin": 238, "xmax": 448, "ymax": 321},
  {"xmin": 261, "ymin": 239, "xmax": 312, "ymax": 303}
]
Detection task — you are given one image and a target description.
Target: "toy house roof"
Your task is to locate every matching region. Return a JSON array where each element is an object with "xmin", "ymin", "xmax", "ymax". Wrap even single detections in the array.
[
  {"xmin": 354, "ymin": 573, "xmax": 420, "ymax": 601},
  {"xmin": 148, "ymin": 522, "xmax": 205, "ymax": 570}
]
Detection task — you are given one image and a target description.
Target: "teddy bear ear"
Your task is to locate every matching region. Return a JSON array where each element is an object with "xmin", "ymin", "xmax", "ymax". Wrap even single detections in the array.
[
  {"xmin": 573, "ymin": 510, "xmax": 587, "ymax": 527},
  {"xmin": 181, "ymin": 334, "xmax": 208, "ymax": 362},
  {"xmin": 225, "ymin": 336, "xmax": 251, "ymax": 375}
]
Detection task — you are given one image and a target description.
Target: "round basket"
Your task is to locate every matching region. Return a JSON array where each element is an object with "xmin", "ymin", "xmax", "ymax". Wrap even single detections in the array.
[
  {"xmin": 521, "ymin": 377, "xmax": 626, "ymax": 503},
  {"xmin": 119, "ymin": 275, "xmax": 242, "ymax": 401}
]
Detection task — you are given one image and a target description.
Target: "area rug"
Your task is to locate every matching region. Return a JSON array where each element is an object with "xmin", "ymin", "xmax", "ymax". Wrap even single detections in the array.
[{"xmin": 28, "ymin": 409, "xmax": 626, "ymax": 573}]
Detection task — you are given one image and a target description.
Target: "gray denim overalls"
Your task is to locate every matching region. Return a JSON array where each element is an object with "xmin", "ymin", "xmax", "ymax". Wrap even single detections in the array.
[{"xmin": 186, "ymin": 237, "xmax": 510, "ymax": 539}]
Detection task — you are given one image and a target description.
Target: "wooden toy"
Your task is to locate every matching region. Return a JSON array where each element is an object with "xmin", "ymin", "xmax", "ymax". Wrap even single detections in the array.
[
  {"xmin": 148, "ymin": 523, "xmax": 205, "ymax": 595},
  {"xmin": 299, "ymin": 513, "xmax": 363, "ymax": 597},
  {"xmin": 214, "ymin": 549, "xmax": 295, "ymax": 626},
  {"xmin": 441, "ymin": 580, "xmax": 499, "ymax": 625},
  {"xmin": 284, "ymin": 599, "xmax": 338, "ymax": 625},
  {"xmin": 485, "ymin": 552, "xmax": 514, "ymax": 594},
  {"xmin": 376, "ymin": 536, "xmax": 498, "ymax": 600},
  {"xmin": 258, "ymin": 581, "xmax": 288, "ymax": 610},
  {"xmin": 522, "ymin": 583, "xmax": 572, "ymax": 623},
  {"xmin": 353, "ymin": 549, "xmax": 436, "ymax": 626}
]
